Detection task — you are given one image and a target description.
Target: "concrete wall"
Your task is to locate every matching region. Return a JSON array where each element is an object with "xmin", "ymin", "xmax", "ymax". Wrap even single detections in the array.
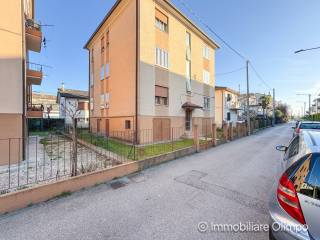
[{"xmin": 0, "ymin": 146, "xmax": 195, "ymax": 214}]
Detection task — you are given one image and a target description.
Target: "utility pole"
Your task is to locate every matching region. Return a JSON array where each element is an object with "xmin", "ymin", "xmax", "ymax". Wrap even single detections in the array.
[
  {"xmin": 272, "ymin": 88, "xmax": 276, "ymax": 126},
  {"xmin": 246, "ymin": 60, "xmax": 251, "ymax": 135},
  {"xmin": 297, "ymin": 93, "xmax": 312, "ymax": 116}
]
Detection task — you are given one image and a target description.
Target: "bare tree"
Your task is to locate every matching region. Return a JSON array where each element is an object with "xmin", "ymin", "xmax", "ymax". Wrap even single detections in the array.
[{"xmin": 61, "ymin": 99, "xmax": 81, "ymax": 176}]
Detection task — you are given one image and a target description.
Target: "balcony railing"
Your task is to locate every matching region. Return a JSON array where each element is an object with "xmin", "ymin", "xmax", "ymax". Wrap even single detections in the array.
[
  {"xmin": 25, "ymin": 19, "xmax": 42, "ymax": 52},
  {"xmin": 27, "ymin": 62, "xmax": 43, "ymax": 72},
  {"xmin": 26, "ymin": 62, "xmax": 43, "ymax": 85},
  {"xmin": 25, "ymin": 19, "xmax": 41, "ymax": 31},
  {"xmin": 27, "ymin": 104, "xmax": 44, "ymax": 118}
]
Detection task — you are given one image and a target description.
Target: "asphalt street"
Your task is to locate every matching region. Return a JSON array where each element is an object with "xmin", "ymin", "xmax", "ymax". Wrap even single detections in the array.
[{"xmin": 0, "ymin": 123, "xmax": 293, "ymax": 240}]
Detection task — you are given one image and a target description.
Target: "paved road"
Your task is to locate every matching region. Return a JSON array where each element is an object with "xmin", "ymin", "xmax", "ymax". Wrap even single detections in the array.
[{"xmin": 0, "ymin": 124, "xmax": 293, "ymax": 240}]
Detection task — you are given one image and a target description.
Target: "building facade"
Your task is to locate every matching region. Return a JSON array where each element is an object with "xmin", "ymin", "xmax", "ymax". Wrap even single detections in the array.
[
  {"xmin": 85, "ymin": 0, "xmax": 219, "ymax": 143},
  {"xmin": 215, "ymin": 87, "xmax": 241, "ymax": 127},
  {"xmin": 32, "ymin": 92, "xmax": 60, "ymax": 119},
  {"xmin": 0, "ymin": 0, "xmax": 43, "ymax": 165},
  {"xmin": 57, "ymin": 88, "xmax": 90, "ymax": 128}
]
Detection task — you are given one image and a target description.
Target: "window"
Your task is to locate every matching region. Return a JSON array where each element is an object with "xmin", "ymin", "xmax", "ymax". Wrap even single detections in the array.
[
  {"xmin": 125, "ymin": 120, "xmax": 131, "ymax": 129},
  {"xmin": 227, "ymin": 112, "xmax": 231, "ymax": 121},
  {"xmin": 186, "ymin": 32, "xmax": 191, "ymax": 48},
  {"xmin": 286, "ymin": 136, "xmax": 299, "ymax": 159},
  {"xmin": 186, "ymin": 60, "xmax": 191, "ymax": 92},
  {"xmin": 90, "ymin": 98, "xmax": 93, "ymax": 111},
  {"xmin": 155, "ymin": 9, "xmax": 168, "ymax": 32},
  {"xmin": 203, "ymin": 97, "xmax": 210, "ymax": 110},
  {"xmin": 106, "ymin": 63, "xmax": 110, "ymax": 78},
  {"xmin": 155, "ymin": 47, "xmax": 169, "ymax": 68},
  {"xmin": 185, "ymin": 110, "xmax": 192, "ymax": 131},
  {"xmin": 203, "ymin": 45, "xmax": 210, "ymax": 59},
  {"xmin": 155, "ymin": 85, "xmax": 169, "ymax": 106},
  {"xmin": 203, "ymin": 70, "xmax": 210, "ymax": 84},
  {"xmin": 104, "ymin": 93, "xmax": 110, "ymax": 108},
  {"xmin": 100, "ymin": 65, "xmax": 104, "ymax": 80},
  {"xmin": 155, "ymin": 18, "xmax": 168, "ymax": 32},
  {"xmin": 101, "ymin": 37, "xmax": 105, "ymax": 53},
  {"xmin": 100, "ymin": 94, "xmax": 105, "ymax": 109},
  {"xmin": 226, "ymin": 94, "xmax": 232, "ymax": 102},
  {"xmin": 90, "ymin": 49, "xmax": 94, "ymax": 86}
]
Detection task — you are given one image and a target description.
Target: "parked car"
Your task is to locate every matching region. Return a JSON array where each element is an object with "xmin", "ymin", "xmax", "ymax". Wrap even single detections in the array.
[
  {"xmin": 293, "ymin": 121, "xmax": 320, "ymax": 137},
  {"xmin": 269, "ymin": 130, "xmax": 320, "ymax": 240}
]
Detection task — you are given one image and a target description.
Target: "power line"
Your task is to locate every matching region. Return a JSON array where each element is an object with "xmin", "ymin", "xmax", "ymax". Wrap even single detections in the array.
[
  {"xmin": 215, "ymin": 66, "xmax": 246, "ymax": 76},
  {"xmin": 248, "ymin": 62, "xmax": 272, "ymax": 90},
  {"xmin": 175, "ymin": 0, "xmax": 272, "ymax": 90},
  {"xmin": 176, "ymin": 0, "xmax": 246, "ymax": 61}
]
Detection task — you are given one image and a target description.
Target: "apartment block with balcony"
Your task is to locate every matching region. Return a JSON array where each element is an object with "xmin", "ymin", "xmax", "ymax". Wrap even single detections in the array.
[
  {"xmin": 85, "ymin": 0, "xmax": 219, "ymax": 143},
  {"xmin": 0, "ymin": 0, "xmax": 43, "ymax": 165},
  {"xmin": 215, "ymin": 86, "xmax": 241, "ymax": 127}
]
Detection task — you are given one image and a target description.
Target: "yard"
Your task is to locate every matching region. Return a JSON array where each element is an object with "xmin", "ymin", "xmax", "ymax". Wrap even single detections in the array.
[{"xmin": 77, "ymin": 130, "xmax": 196, "ymax": 160}]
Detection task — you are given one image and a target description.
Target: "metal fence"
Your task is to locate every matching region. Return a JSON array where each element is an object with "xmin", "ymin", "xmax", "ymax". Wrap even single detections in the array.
[{"xmin": 0, "ymin": 120, "xmax": 273, "ymax": 194}]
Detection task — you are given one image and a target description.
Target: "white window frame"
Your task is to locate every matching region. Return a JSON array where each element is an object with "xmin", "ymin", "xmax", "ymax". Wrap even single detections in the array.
[
  {"xmin": 155, "ymin": 18, "xmax": 168, "ymax": 32},
  {"xmin": 203, "ymin": 96, "xmax": 210, "ymax": 110},
  {"xmin": 100, "ymin": 94, "xmax": 105, "ymax": 109},
  {"xmin": 203, "ymin": 70, "xmax": 210, "ymax": 85},
  {"xmin": 106, "ymin": 63, "xmax": 110, "ymax": 78},
  {"xmin": 90, "ymin": 98, "xmax": 94, "ymax": 111},
  {"xmin": 203, "ymin": 45, "xmax": 210, "ymax": 60},
  {"xmin": 155, "ymin": 47, "xmax": 168, "ymax": 69},
  {"xmin": 186, "ymin": 60, "xmax": 191, "ymax": 92},
  {"xmin": 100, "ymin": 65, "xmax": 104, "ymax": 80}
]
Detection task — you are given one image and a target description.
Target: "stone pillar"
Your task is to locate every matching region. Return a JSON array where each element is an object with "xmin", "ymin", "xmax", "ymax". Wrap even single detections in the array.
[
  {"xmin": 193, "ymin": 124, "xmax": 200, "ymax": 152},
  {"xmin": 222, "ymin": 122, "xmax": 228, "ymax": 141},
  {"xmin": 236, "ymin": 122, "xmax": 241, "ymax": 138},
  {"xmin": 229, "ymin": 123, "xmax": 233, "ymax": 141},
  {"xmin": 212, "ymin": 123, "xmax": 217, "ymax": 147}
]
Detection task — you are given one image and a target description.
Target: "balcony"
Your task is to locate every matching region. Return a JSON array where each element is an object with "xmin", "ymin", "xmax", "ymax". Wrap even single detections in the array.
[
  {"xmin": 229, "ymin": 102, "xmax": 242, "ymax": 110},
  {"xmin": 25, "ymin": 19, "xmax": 42, "ymax": 52},
  {"xmin": 27, "ymin": 62, "xmax": 43, "ymax": 85},
  {"xmin": 27, "ymin": 104, "xmax": 44, "ymax": 118}
]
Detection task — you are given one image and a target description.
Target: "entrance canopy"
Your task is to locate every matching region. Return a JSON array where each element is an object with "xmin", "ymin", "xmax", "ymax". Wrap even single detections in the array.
[{"xmin": 181, "ymin": 102, "xmax": 203, "ymax": 111}]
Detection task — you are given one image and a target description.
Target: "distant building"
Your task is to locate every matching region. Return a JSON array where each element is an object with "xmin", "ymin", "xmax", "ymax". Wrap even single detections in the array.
[
  {"xmin": 32, "ymin": 92, "xmax": 59, "ymax": 119},
  {"xmin": 238, "ymin": 93, "xmax": 273, "ymax": 118},
  {"xmin": 57, "ymin": 88, "xmax": 89, "ymax": 128},
  {"xmin": 215, "ymin": 87, "xmax": 241, "ymax": 127},
  {"xmin": 311, "ymin": 97, "xmax": 320, "ymax": 114}
]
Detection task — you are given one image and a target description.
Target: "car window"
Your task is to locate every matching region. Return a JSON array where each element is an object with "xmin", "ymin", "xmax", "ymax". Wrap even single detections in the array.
[
  {"xmin": 300, "ymin": 123, "xmax": 320, "ymax": 130},
  {"xmin": 285, "ymin": 136, "xmax": 299, "ymax": 159},
  {"xmin": 287, "ymin": 153, "xmax": 320, "ymax": 200}
]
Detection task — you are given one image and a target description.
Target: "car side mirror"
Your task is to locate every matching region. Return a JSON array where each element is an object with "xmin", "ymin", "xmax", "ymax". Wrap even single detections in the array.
[
  {"xmin": 276, "ymin": 145, "xmax": 288, "ymax": 152},
  {"xmin": 292, "ymin": 126, "xmax": 296, "ymax": 129}
]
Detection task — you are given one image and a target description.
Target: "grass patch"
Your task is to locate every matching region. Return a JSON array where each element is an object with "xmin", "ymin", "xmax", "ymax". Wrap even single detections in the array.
[
  {"xmin": 78, "ymin": 130, "xmax": 194, "ymax": 160},
  {"xmin": 29, "ymin": 131, "xmax": 50, "ymax": 137}
]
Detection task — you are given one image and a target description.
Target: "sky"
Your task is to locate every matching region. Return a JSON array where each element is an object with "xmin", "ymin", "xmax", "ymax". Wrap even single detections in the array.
[{"xmin": 31, "ymin": 0, "xmax": 320, "ymax": 116}]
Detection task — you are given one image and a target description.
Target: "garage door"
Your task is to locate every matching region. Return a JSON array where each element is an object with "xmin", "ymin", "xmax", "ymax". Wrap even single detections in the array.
[{"xmin": 153, "ymin": 118, "xmax": 171, "ymax": 142}]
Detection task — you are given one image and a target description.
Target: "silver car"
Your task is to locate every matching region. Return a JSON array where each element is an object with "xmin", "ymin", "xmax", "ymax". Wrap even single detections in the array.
[{"xmin": 269, "ymin": 130, "xmax": 320, "ymax": 240}]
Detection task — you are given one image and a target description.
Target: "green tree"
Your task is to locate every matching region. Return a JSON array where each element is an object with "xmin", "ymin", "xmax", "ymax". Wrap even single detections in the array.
[{"xmin": 260, "ymin": 95, "xmax": 272, "ymax": 116}]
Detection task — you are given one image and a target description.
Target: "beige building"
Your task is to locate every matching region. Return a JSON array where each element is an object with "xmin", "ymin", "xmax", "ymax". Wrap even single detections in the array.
[
  {"xmin": 32, "ymin": 92, "xmax": 60, "ymax": 119},
  {"xmin": 0, "ymin": 0, "xmax": 43, "ymax": 165},
  {"xmin": 215, "ymin": 86, "xmax": 241, "ymax": 127},
  {"xmin": 85, "ymin": 0, "xmax": 219, "ymax": 143}
]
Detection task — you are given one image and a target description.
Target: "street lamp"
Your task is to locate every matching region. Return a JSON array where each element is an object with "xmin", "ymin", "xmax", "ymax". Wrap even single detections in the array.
[{"xmin": 295, "ymin": 46, "xmax": 320, "ymax": 54}]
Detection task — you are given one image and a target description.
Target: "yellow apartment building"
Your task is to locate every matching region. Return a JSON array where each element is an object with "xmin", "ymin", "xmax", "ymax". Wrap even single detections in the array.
[
  {"xmin": 215, "ymin": 86, "xmax": 241, "ymax": 127},
  {"xmin": 84, "ymin": 0, "xmax": 219, "ymax": 143},
  {"xmin": 0, "ymin": 0, "xmax": 43, "ymax": 165}
]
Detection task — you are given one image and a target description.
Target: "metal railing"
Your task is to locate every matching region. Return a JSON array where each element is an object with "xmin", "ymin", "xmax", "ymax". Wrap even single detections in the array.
[
  {"xmin": 27, "ymin": 104, "xmax": 44, "ymax": 112},
  {"xmin": 27, "ymin": 62, "xmax": 43, "ymax": 72},
  {"xmin": 25, "ymin": 18, "xmax": 41, "ymax": 31}
]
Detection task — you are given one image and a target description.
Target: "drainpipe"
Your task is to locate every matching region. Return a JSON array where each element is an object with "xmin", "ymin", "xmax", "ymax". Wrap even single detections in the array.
[
  {"xmin": 135, "ymin": 0, "xmax": 140, "ymax": 144},
  {"xmin": 21, "ymin": 0, "xmax": 26, "ymax": 160}
]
